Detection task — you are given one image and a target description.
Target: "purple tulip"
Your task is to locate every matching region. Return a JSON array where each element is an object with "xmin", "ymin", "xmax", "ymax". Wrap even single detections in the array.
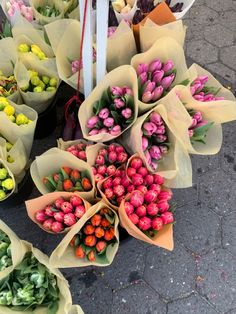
[
  {"xmin": 111, "ymin": 86, "xmax": 123, "ymax": 96},
  {"xmin": 149, "ymin": 145, "xmax": 162, "ymax": 160},
  {"xmin": 142, "ymin": 136, "xmax": 149, "ymax": 151},
  {"xmin": 198, "ymin": 75, "xmax": 208, "ymax": 85},
  {"xmin": 86, "ymin": 115, "xmax": 99, "ymax": 128},
  {"xmin": 155, "ymin": 125, "xmax": 166, "ymax": 135},
  {"xmin": 110, "ymin": 125, "xmax": 121, "ymax": 136},
  {"xmin": 145, "ymin": 150, "xmax": 151, "ymax": 165},
  {"xmin": 99, "ymin": 108, "xmax": 110, "ymax": 119},
  {"xmin": 89, "ymin": 128, "xmax": 99, "ymax": 136},
  {"xmin": 160, "ymin": 146, "xmax": 168, "ymax": 154},
  {"xmin": 139, "ymin": 72, "xmax": 148, "ymax": 85},
  {"xmin": 143, "ymin": 122, "xmax": 157, "ymax": 136},
  {"xmin": 161, "ymin": 73, "xmax": 175, "ymax": 89},
  {"xmin": 149, "ymin": 112, "xmax": 162, "ymax": 125},
  {"xmin": 137, "ymin": 63, "xmax": 149, "ymax": 75},
  {"xmin": 157, "ymin": 135, "xmax": 167, "ymax": 142},
  {"xmin": 152, "ymin": 86, "xmax": 164, "ymax": 101},
  {"xmin": 194, "ymin": 82, "xmax": 204, "ymax": 94},
  {"xmin": 162, "ymin": 60, "xmax": 174, "ymax": 73},
  {"xmin": 142, "ymin": 91, "xmax": 153, "ymax": 103},
  {"xmin": 193, "ymin": 94, "xmax": 204, "ymax": 102},
  {"xmin": 121, "ymin": 108, "xmax": 132, "ymax": 119},
  {"xmin": 152, "ymin": 70, "xmax": 164, "ymax": 84},
  {"xmin": 149, "ymin": 59, "xmax": 162, "ymax": 72},
  {"xmin": 143, "ymin": 80, "xmax": 156, "ymax": 94},
  {"xmin": 204, "ymin": 94, "xmax": 214, "ymax": 102},
  {"xmin": 114, "ymin": 98, "xmax": 125, "ymax": 109},
  {"xmin": 103, "ymin": 117, "xmax": 114, "ymax": 128}
]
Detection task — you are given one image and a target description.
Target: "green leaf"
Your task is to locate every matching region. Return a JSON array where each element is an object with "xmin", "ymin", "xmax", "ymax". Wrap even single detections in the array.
[
  {"xmin": 101, "ymin": 88, "xmax": 111, "ymax": 105},
  {"xmin": 81, "ymin": 170, "xmax": 90, "ymax": 180},
  {"xmin": 110, "ymin": 111, "xmax": 120, "ymax": 124},
  {"xmin": 104, "ymin": 213, "xmax": 115, "ymax": 225},
  {"xmin": 125, "ymin": 94, "xmax": 134, "ymax": 109},
  {"xmin": 138, "ymin": 77, "xmax": 143, "ymax": 99},
  {"xmin": 93, "ymin": 101, "xmax": 99, "ymax": 115},
  {"xmin": 193, "ymin": 122, "xmax": 214, "ymax": 137},
  {"xmin": 178, "ymin": 79, "xmax": 190, "ymax": 86}
]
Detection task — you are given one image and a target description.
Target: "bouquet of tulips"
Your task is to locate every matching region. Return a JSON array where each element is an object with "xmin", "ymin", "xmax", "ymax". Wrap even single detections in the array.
[
  {"xmin": 57, "ymin": 138, "xmax": 90, "ymax": 162},
  {"xmin": 1, "ymin": 0, "xmax": 34, "ymax": 23},
  {"xmin": 50, "ymin": 201, "xmax": 119, "ymax": 267},
  {"xmin": 29, "ymin": 0, "xmax": 64, "ymax": 25},
  {"xmin": 0, "ymin": 160, "xmax": 15, "ymax": 201},
  {"xmin": 0, "ymin": 71, "xmax": 17, "ymax": 99},
  {"xmin": 26, "ymin": 192, "xmax": 90, "ymax": 234}
]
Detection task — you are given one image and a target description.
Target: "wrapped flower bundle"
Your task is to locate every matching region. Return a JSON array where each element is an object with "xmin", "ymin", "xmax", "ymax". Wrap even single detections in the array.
[
  {"xmin": 188, "ymin": 109, "xmax": 213, "ymax": 145},
  {"xmin": 5, "ymin": 0, "xmax": 34, "ymax": 22},
  {"xmin": 0, "ymin": 161, "xmax": 15, "ymax": 201},
  {"xmin": 0, "ymin": 230, "xmax": 12, "ymax": 272},
  {"xmin": 22, "ymin": 69, "xmax": 58, "ymax": 93},
  {"xmin": 18, "ymin": 43, "xmax": 48, "ymax": 61},
  {"xmin": 86, "ymin": 85, "xmax": 135, "ymax": 137},
  {"xmin": 0, "ymin": 97, "xmax": 31, "ymax": 125},
  {"xmin": 0, "ymin": 72, "xmax": 17, "ymax": 98},
  {"xmin": 43, "ymin": 166, "xmax": 93, "ymax": 193},
  {"xmin": 142, "ymin": 111, "xmax": 170, "ymax": 170},
  {"xmin": 112, "ymin": 0, "xmax": 136, "ymax": 14},
  {"xmin": 137, "ymin": 58, "xmax": 177, "ymax": 104},
  {"xmin": 0, "ymin": 135, "xmax": 14, "ymax": 164},
  {"xmin": 65, "ymin": 142, "xmax": 88, "ymax": 161},
  {"xmin": 87, "ymin": 143, "xmax": 129, "ymax": 184},
  {"xmin": 37, "ymin": 3, "xmax": 60, "ymax": 17},
  {"xmin": 71, "ymin": 207, "xmax": 117, "ymax": 263}
]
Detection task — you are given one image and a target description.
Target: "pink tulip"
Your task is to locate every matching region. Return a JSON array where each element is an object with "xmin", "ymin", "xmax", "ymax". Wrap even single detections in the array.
[
  {"xmin": 75, "ymin": 205, "xmax": 86, "ymax": 218},
  {"xmin": 64, "ymin": 213, "xmax": 77, "ymax": 226},
  {"xmin": 193, "ymin": 94, "xmax": 204, "ymax": 102},
  {"xmin": 143, "ymin": 122, "xmax": 157, "ymax": 136},
  {"xmin": 89, "ymin": 128, "xmax": 99, "ymax": 136},
  {"xmin": 130, "ymin": 157, "xmax": 143, "ymax": 169},
  {"xmin": 35, "ymin": 210, "xmax": 47, "ymax": 223},
  {"xmin": 143, "ymin": 81, "xmax": 156, "ymax": 94},
  {"xmin": 51, "ymin": 222, "xmax": 64, "ymax": 233},
  {"xmin": 99, "ymin": 108, "xmax": 110, "ymax": 119},
  {"xmin": 157, "ymin": 135, "xmax": 167, "ymax": 142},
  {"xmin": 104, "ymin": 117, "xmax": 114, "ymax": 128},
  {"xmin": 110, "ymin": 125, "xmax": 121, "ymax": 136},
  {"xmin": 130, "ymin": 191, "xmax": 144, "ymax": 207},
  {"xmin": 142, "ymin": 136, "xmax": 149, "ymax": 151},
  {"xmin": 193, "ymin": 120, "xmax": 209, "ymax": 129},
  {"xmin": 128, "ymin": 213, "xmax": 139, "ymax": 225},
  {"xmin": 144, "ymin": 174, "xmax": 154, "ymax": 186},
  {"xmin": 125, "ymin": 202, "xmax": 134, "ymax": 215},
  {"xmin": 197, "ymin": 75, "xmax": 208, "ymax": 85},
  {"xmin": 86, "ymin": 115, "xmax": 99, "ymax": 128},
  {"xmin": 193, "ymin": 111, "xmax": 202, "ymax": 122},
  {"xmin": 138, "ymin": 217, "xmax": 152, "ymax": 231},
  {"xmin": 161, "ymin": 73, "xmax": 175, "ymax": 89},
  {"xmin": 61, "ymin": 202, "xmax": 73, "ymax": 214},
  {"xmin": 158, "ymin": 200, "xmax": 170, "ymax": 213},
  {"xmin": 54, "ymin": 212, "xmax": 65, "ymax": 223},
  {"xmin": 191, "ymin": 118, "xmax": 198, "ymax": 128},
  {"xmin": 142, "ymin": 91, "xmax": 153, "ymax": 103},
  {"xmin": 188, "ymin": 129, "xmax": 194, "ymax": 137},
  {"xmin": 136, "ymin": 205, "xmax": 147, "ymax": 217},
  {"xmin": 151, "ymin": 162, "xmax": 158, "ymax": 170},
  {"xmin": 159, "ymin": 146, "xmax": 168, "ymax": 154},
  {"xmin": 149, "ymin": 59, "xmax": 162, "ymax": 72},
  {"xmin": 137, "ymin": 63, "xmax": 149, "ymax": 75},
  {"xmin": 111, "ymin": 86, "xmax": 123, "ymax": 96},
  {"xmin": 144, "ymin": 150, "xmax": 152, "ymax": 165},
  {"xmin": 152, "ymin": 86, "xmax": 164, "ymax": 101},
  {"xmin": 161, "ymin": 211, "xmax": 174, "ymax": 224},
  {"xmin": 123, "ymin": 86, "xmax": 133, "ymax": 96},
  {"xmin": 99, "ymin": 128, "xmax": 109, "ymax": 134},
  {"xmin": 155, "ymin": 125, "xmax": 166, "ymax": 135},
  {"xmin": 153, "ymin": 174, "xmax": 164, "ymax": 185},
  {"xmin": 146, "ymin": 203, "xmax": 159, "ymax": 216},
  {"xmin": 152, "ymin": 69, "xmax": 165, "ymax": 84},
  {"xmin": 190, "ymin": 86, "xmax": 196, "ymax": 95},
  {"xmin": 121, "ymin": 108, "xmax": 132, "ymax": 119},
  {"xmin": 152, "ymin": 217, "xmax": 163, "ymax": 231},
  {"xmin": 114, "ymin": 98, "xmax": 125, "ymax": 109},
  {"xmin": 149, "ymin": 145, "xmax": 162, "ymax": 160},
  {"xmin": 144, "ymin": 190, "xmax": 158, "ymax": 203},
  {"xmin": 162, "ymin": 60, "xmax": 174, "ymax": 73},
  {"xmin": 139, "ymin": 72, "xmax": 148, "ymax": 85}
]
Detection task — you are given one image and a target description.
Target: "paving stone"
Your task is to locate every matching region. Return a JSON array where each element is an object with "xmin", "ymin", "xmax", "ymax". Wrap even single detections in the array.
[
  {"xmin": 186, "ymin": 40, "xmax": 218, "ymax": 65},
  {"xmin": 220, "ymin": 45, "xmax": 236, "ymax": 72},
  {"xmin": 95, "ymin": 238, "xmax": 146, "ymax": 291},
  {"xmin": 167, "ymin": 293, "xmax": 218, "ymax": 314},
  {"xmin": 144, "ymin": 242, "xmax": 195, "ymax": 300},
  {"xmin": 112, "ymin": 281, "xmax": 166, "ymax": 314},
  {"xmin": 174, "ymin": 203, "xmax": 221, "ymax": 254},
  {"xmin": 206, "ymin": 63, "xmax": 236, "ymax": 86},
  {"xmin": 222, "ymin": 212, "xmax": 236, "ymax": 257},
  {"xmin": 191, "ymin": 154, "xmax": 220, "ymax": 176},
  {"xmin": 172, "ymin": 184, "xmax": 198, "ymax": 208},
  {"xmin": 184, "ymin": 19, "xmax": 206, "ymax": 42},
  {"xmin": 189, "ymin": 6, "xmax": 219, "ymax": 26},
  {"xmin": 204, "ymin": 24, "xmax": 234, "ymax": 48},
  {"xmin": 66, "ymin": 268, "xmax": 113, "ymax": 314},
  {"xmin": 206, "ymin": 0, "xmax": 236, "ymax": 12},
  {"xmin": 199, "ymin": 169, "xmax": 236, "ymax": 216},
  {"xmin": 220, "ymin": 122, "xmax": 236, "ymax": 175},
  {"xmin": 196, "ymin": 249, "xmax": 236, "ymax": 313},
  {"xmin": 219, "ymin": 10, "xmax": 236, "ymax": 32}
]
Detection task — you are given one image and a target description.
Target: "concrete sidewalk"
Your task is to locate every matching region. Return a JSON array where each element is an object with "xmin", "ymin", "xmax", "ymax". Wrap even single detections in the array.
[{"xmin": 0, "ymin": 1, "xmax": 236, "ymax": 313}]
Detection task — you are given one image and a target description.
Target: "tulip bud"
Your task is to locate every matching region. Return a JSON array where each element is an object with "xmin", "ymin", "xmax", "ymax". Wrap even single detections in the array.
[
  {"xmin": 110, "ymin": 125, "xmax": 121, "ymax": 136},
  {"xmin": 152, "ymin": 69, "xmax": 165, "ymax": 84},
  {"xmin": 114, "ymin": 98, "xmax": 125, "ymax": 109},
  {"xmin": 149, "ymin": 59, "xmax": 162, "ymax": 72},
  {"xmin": 111, "ymin": 86, "xmax": 123, "ymax": 96},
  {"xmin": 188, "ymin": 129, "xmax": 194, "ymax": 137},
  {"xmin": 193, "ymin": 94, "xmax": 204, "ymax": 102},
  {"xmin": 103, "ymin": 117, "xmax": 114, "ymax": 128},
  {"xmin": 143, "ymin": 122, "xmax": 157, "ymax": 136},
  {"xmin": 142, "ymin": 91, "xmax": 154, "ymax": 103},
  {"xmin": 149, "ymin": 112, "xmax": 162, "ymax": 126},
  {"xmin": 142, "ymin": 136, "xmax": 149, "ymax": 151},
  {"xmin": 193, "ymin": 120, "xmax": 209, "ymax": 129},
  {"xmin": 138, "ymin": 217, "xmax": 152, "ymax": 231},
  {"xmin": 161, "ymin": 211, "xmax": 174, "ymax": 224},
  {"xmin": 161, "ymin": 73, "xmax": 175, "ymax": 90},
  {"xmin": 143, "ymin": 81, "xmax": 156, "ymax": 94},
  {"xmin": 152, "ymin": 217, "xmax": 163, "ymax": 231},
  {"xmin": 149, "ymin": 145, "xmax": 162, "ymax": 160},
  {"xmin": 162, "ymin": 60, "xmax": 174, "ymax": 73},
  {"xmin": 128, "ymin": 213, "xmax": 139, "ymax": 225},
  {"xmin": 152, "ymin": 86, "xmax": 164, "ymax": 101},
  {"xmin": 99, "ymin": 108, "xmax": 110, "ymax": 119},
  {"xmin": 121, "ymin": 108, "xmax": 132, "ymax": 119},
  {"xmin": 136, "ymin": 205, "xmax": 147, "ymax": 217},
  {"xmin": 137, "ymin": 63, "xmax": 149, "ymax": 76},
  {"xmin": 197, "ymin": 75, "xmax": 208, "ymax": 85},
  {"xmin": 86, "ymin": 116, "xmax": 99, "ymax": 129},
  {"xmin": 139, "ymin": 72, "xmax": 148, "ymax": 85}
]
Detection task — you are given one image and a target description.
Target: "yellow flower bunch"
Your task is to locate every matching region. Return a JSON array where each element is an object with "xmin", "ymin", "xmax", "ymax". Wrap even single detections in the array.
[
  {"xmin": 21, "ymin": 70, "xmax": 58, "ymax": 93},
  {"xmin": 18, "ymin": 44, "xmax": 48, "ymax": 60},
  {"xmin": 0, "ymin": 97, "xmax": 31, "ymax": 125}
]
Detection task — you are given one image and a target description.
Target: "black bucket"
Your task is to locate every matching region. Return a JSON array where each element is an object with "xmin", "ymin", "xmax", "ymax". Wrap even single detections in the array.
[
  {"xmin": 34, "ymin": 95, "xmax": 58, "ymax": 140},
  {"xmin": 2, "ymin": 171, "xmax": 33, "ymax": 207}
]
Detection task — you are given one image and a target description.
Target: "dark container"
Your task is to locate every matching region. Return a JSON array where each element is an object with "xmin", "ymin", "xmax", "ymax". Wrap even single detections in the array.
[{"xmin": 119, "ymin": 225, "xmax": 130, "ymax": 244}]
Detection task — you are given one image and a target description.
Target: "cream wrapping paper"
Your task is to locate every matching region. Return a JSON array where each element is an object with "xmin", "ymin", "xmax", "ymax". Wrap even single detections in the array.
[
  {"xmin": 0, "ymin": 101, "xmax": 38, "ymax": 157},
  {"xmin": 14, "ymin": 53, "xmax": 59, "ymax": 114},
  {"xmin": 0, "ymin": 240, "xmax": 73, "ymax": 314},
  {"xmin": 25, "ymin": 191, "xmax": 91, "ymax": 234},
  {"xmin": 140, "ymin": 19, "xmax": 186, "ymax": 52},
  {"xmin": 121, "ymin": 104, "xmax": 192, "ymax": 188},
  {"xmin": 112, "ymin": 0, "xmax": 138, "ymax": 23},
  {"xmin": 30, "ymin": 148, "xmax": 95, "ymax": 201},
  {"xmin": 50, "ymin": 201, "xmax": 119, "ymax": 267},
  {"xmin": 119, "ymin": 197, "xmax": 173, "ymax": 250},
  {"xmin": 29, "ymin": 0, "xmax": 64, "ymax": 25},
  {"xmin": 69, "ymin": 305, "xmax": 84, "ymax": 314},
  {"xmin": 0, "ymin": 137, "xmax": 27, "ymax": 182},
  {"xmin": 0, "ymin": 158, "xmax": 16, "ymax": 200},
  {"xmin": 0, "ymin": 219, "xmax": 27, "ymax": 280},
  {"xmin": 131, "ymin": 36, "xmax": 189, "ymax": 114},
  {"xmin": 57, "ymin": 138, "xmax": 92, "ymax": 152},
  {"xmin": 79, "ymin": 65, "xmax": 139, "ymax": 143},
  {"xmin": 106, "ymin": 20, "xmax": 137, "ymax": 72},
  {"xmin": 45, "ymin": 19, "xmax": 96, "ymax": 93}
]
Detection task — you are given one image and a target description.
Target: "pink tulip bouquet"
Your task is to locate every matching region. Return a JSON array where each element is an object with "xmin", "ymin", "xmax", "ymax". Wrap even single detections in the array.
[
  {"xmin": 6, "ymin": 0, "xmax": 34, "ymax": 22},
  {"xmin": 85, "ymin": 86, "xmax": 135, "ymax": 137}
]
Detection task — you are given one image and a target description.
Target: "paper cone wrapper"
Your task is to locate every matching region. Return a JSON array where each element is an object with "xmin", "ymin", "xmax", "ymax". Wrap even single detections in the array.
[
  {"xmin": 131, "ymin": 36, "xmax": 188, "ymax": 114},
  {"xmin": 107, "ymin": 20, "xmax": 137, "ymax": 72},
  {"xmin": 0, "ymin": 240, "xmax": 73, "ymax": 314},
  {"xmin": 50, "ymin": 201, "xmax": 119, "ymax": 268},
  {"xmin": 140, "ymin": 19, "xmax": 186, "ymax": 52},
  {"xmin": 30, "ymin": 148, "xmax": 95, "ymax": 201},
  {"xmin": 121, "ymin": 104, "xmax": 192, "ymax": 188},
  {"xmin": 57, "ymin": 138, "xmax": 92, "ymax": 152},
  {"xmin": 172, "ymin": 0, "xmax": 196, "ymax": 19},
  {"xmin": 118, "ymin": 197, "xmax": 173, "ymax": 250},
  {"xmin": 25, "ymin": 191, "xmax": 91, "ymax": 234},
  {"xmin": 12, "ymin": 14, "xmax": 55, "ymax": 58},
  {"xmin": 14, "ymin": 54, "xmax": 59, "ymax": 114},
  {"xmin": 0, "ymin": 137, "xmax": 27, "ymax": 181},
  {"xmin": 79, "ymin": 65, "xmax": 139, "ymax": 143},
  {"xmin": 0, "ymin": 219, "xmax": 27, "ymax": 280},
  {"xmin": 69, "ymin": 305, "xmax": 84, "ymax": 314},
  {"xmin": 54, "ymin": 0, "xmax": 75, "ymax": 14},
  {"xmin": 45, "ymin": 19, "xmax": 96, "ymax": 93},
  {"xmin": 132, "ymin": 2, "xmax": 176, "ymax": 45},
  {"xmin": 0, "ymin": 158, "xmax": 16, "ymax": 201},
  {"xmin": 0, "ymin": 60, "xmax": 20, "ymax": 103},
  {"xmin": 113, "ymin": 0, "xmax": 138, "ymax": 23},
  {"xmin": 29, "ymin": 0, "xmax": 64, "ymax": 25},
  {"xmin": 0, "ymin": 101, "xmax": 38, "ymax": 157}
]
